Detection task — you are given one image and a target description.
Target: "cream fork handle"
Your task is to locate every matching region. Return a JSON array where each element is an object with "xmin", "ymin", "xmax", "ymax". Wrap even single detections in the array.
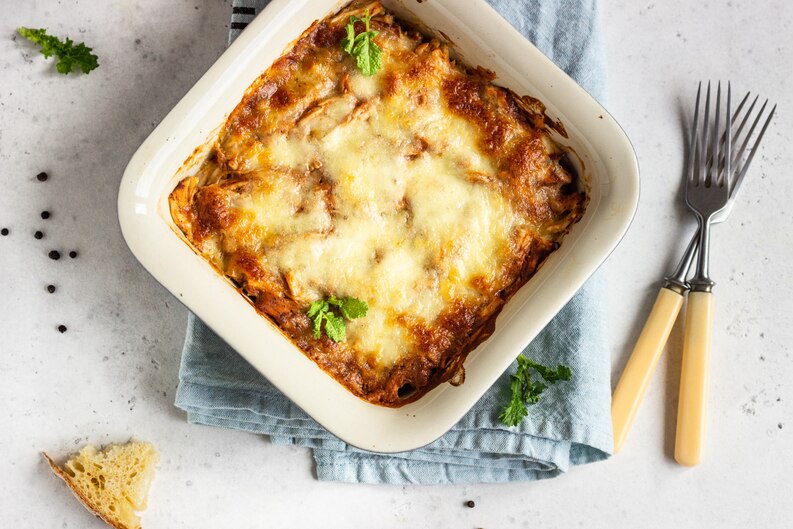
[
  {"xmin": 675, "ymin": 291, "xmax": 713, "ymax": 466},
  {"xmin": 612, "ymin": 287, "xmax": 685, "ymax": 453}
]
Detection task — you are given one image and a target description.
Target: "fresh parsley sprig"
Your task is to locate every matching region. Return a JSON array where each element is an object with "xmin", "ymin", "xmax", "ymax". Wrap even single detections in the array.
[
  {"xmin": 341, "ymin": 10, "xmax": 382, "ymax": 76},
  {"xmin": 499, "ymin": 355, "xmax": 572, "ymax": 427},
  {"xmin": 307, "ymin": 295, "xmax": 368, "ymax": 343},
  {"xmin": 17, "ymin": 27, "xmax": 99, "ymax": 75}
]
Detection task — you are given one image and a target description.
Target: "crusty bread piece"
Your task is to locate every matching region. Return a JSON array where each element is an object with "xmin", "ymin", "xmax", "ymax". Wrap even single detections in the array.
[{"xmin": 43, "ymin": 440, "xmax": 159, "ymax": 529}]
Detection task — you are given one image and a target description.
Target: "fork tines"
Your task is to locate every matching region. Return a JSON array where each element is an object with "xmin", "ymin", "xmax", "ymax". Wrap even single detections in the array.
[
  {"xmin": 690, "ymin": 81, "xmax": 731, "ymax": 190},
  {"xmin": 730, "ymin": 94, "xmax": 777, "ymax": 197},
  {"xmin": 692, "ymin": 81, "xmax": 777, "ymax": 197}
]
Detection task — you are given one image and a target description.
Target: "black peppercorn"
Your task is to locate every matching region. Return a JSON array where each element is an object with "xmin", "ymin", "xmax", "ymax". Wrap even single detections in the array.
[
  {"xmin": 69, "ymin": 250, "xmax": 78, "ymax": 259},
  {"xmin": 465, "ymin": 500, "xmax": 475, "ymax": 508},
  {"xmin": 34, "ymin": 230, "xmax": 44, "ymax": 239},
  {"xmin": 57, "ymin": 325, "xmax": 67, "ymax": 333},
  {"xmin": 37, "ymin": 171, "xmax": 49, "ymax": 182},
  {"xmin": 41, "ymin": 211, "xmax": 51, "ymax": 220},
  {"xmin": 48, "ymin": 250, "xmax": 61, "ymax": 260},
  {"xmin": 1, "ymin": 228, "xmax": 8, "ymax": 236},
  {"xmin": 47, "ymin": 285, "xmax": 56, "ymax": 293}
]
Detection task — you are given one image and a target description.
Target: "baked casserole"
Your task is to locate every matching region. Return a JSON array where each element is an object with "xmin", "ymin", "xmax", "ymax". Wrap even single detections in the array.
[{"xmin": 168, "ymin": 0, "xmax": 586, "ymax": 407}]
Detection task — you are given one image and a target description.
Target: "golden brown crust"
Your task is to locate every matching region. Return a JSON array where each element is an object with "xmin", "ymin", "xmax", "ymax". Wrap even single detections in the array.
[
  {"xmin": 167, "ymin": 0, "xmax": 586, "ymax": 407},
  {"xmin": 42, "ymin": 452, "xmax": 132, "ymax": 529}
]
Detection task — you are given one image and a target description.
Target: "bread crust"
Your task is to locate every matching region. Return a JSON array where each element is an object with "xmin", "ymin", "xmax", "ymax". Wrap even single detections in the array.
[{"xmin": 42, "ymin": 452, "xmax": 133, "ymax": 529}]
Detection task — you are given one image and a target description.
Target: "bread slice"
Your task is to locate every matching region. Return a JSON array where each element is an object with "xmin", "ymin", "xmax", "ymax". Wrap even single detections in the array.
[{"xmin": 43, "ymin": 440, "xmax": 159, "ymax": 529}]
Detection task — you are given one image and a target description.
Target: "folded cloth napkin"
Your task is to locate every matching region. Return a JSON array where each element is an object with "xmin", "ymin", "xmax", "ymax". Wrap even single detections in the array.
[{"xmin": 175, "ymin": 0, "xmax": 613, "ymax": 484}]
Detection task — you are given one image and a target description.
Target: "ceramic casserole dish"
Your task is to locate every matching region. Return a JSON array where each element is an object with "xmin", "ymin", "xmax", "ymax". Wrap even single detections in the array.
[{"xmin": 118, "ymin": 0, "xmax": 639, "ymax": 452}]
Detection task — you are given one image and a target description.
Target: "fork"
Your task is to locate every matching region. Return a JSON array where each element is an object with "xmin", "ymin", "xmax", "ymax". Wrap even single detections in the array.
[
  {"xmin": 675, "ymin": 82, "xmax": 775, "ymax": 466},
  {"xmin": 611, "ymin": 84, "xmax": 776, "ymax": 455},
  {"xmin": 673, "ymin": 81, "xmax": 733, "ymax": 467}
]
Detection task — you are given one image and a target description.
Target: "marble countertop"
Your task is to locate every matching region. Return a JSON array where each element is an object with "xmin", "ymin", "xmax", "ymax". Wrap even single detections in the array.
[{"xmin": 2, "ymin": 1, "xmax": 791, "ymax": 527}]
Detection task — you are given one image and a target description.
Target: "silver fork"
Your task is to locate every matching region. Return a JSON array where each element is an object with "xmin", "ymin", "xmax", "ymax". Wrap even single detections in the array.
[
  {"xmin": 684, "ymin": 81, "xmax": 732, "ymax": 292},
  {"xmin": 665, "ymin": 90, "xmax": 774, "ymax": 293},
  {"xmin": 611, "ymin": 84, "xmax": 776, "ymax": 455},
  {"xmin": 675, "ymin": 82, "xmax": 775, "ymax": 466}
]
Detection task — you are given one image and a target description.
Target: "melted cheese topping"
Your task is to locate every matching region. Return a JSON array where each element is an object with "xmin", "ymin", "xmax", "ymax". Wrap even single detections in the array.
[
  {"xmin": 169, "ymin": 0, "xmax": 585, "ymax": 406},
  {"xmin": 222, "ymin": 74, "xmax": 519, "ymax": 366}
]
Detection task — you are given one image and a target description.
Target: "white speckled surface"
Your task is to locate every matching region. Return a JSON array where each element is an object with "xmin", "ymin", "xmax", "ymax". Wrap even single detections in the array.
[{"xmin": 1, "ymin": 1, "xmax": 791, "ymax": 527}]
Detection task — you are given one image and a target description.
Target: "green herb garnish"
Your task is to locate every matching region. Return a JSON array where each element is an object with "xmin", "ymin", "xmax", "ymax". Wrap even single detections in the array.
[
  {"xmin": 499, "ymin": 355, "xmax": 572, "ymax": 427},
  {"xmin": 17, "ymin": 27, "xmax": 99, "ymax": 75},
  {"xmin": 307, "ymin": 295, "xmax": 368, "ymax": 342},
  {"xmin": 341, "ymin": 10, "xmax": 382, "ymax": 76}
]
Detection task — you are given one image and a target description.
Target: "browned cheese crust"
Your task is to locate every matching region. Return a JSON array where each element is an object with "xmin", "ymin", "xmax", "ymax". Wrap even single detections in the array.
[{"xmin": 168, "ymin": 0, "xmax": 586, "ymax": 407}]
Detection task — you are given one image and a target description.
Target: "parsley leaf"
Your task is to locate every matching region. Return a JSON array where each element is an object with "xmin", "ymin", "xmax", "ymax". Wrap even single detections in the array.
[
  {"xmin": 307, "ymin": 299, "xmax": 328, "ymax": 320},
  {"xmin": 323, "ymin": 312, "xmax": 347, "ymax": 342},
  {"xmin": 499, "ymin": 355, "xmax": 572, "ymax": 427},
  {"xmin": 340, "ymin": 10, "xmax": 382, "ymax": 76},
  {"xmin": 311, "ymin": 311, "xmax": 324, "ymax": 339},
  {"xmin": 352, "ymin": 32, "xmax": 381, "ymax": 76},
  {"xmin": 500, "ymin": 375, "xmax": 529, "ymax": 427},
  {"xmin": 342, "ymin": 19, "xmax": 357, "ymax": 55},
  {"xmin": 306, "ymin": 295, "xmax": 368, "ymax": 342},
  {"xmin": 17, "ymin": 27, "xmax": 99, "ymax": 75},
  {"xmin": 519, "ymin": 356, "xmax": 572, "ymax": 384},
  {"xmin": 327, "ymin": 295, "xmax": 369, "ymax": 320}
]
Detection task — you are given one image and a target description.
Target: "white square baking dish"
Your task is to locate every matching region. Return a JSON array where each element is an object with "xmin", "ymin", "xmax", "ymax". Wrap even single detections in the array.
[{"xmin": 118, "ymin": 0, "xmax": 639, "ymax": 452}]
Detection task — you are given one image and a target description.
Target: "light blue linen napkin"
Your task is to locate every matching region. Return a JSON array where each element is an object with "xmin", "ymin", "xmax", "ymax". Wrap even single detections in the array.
[{"xmin": 175, "ymin": 0, "xmax": 613, "ymax": 484}]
